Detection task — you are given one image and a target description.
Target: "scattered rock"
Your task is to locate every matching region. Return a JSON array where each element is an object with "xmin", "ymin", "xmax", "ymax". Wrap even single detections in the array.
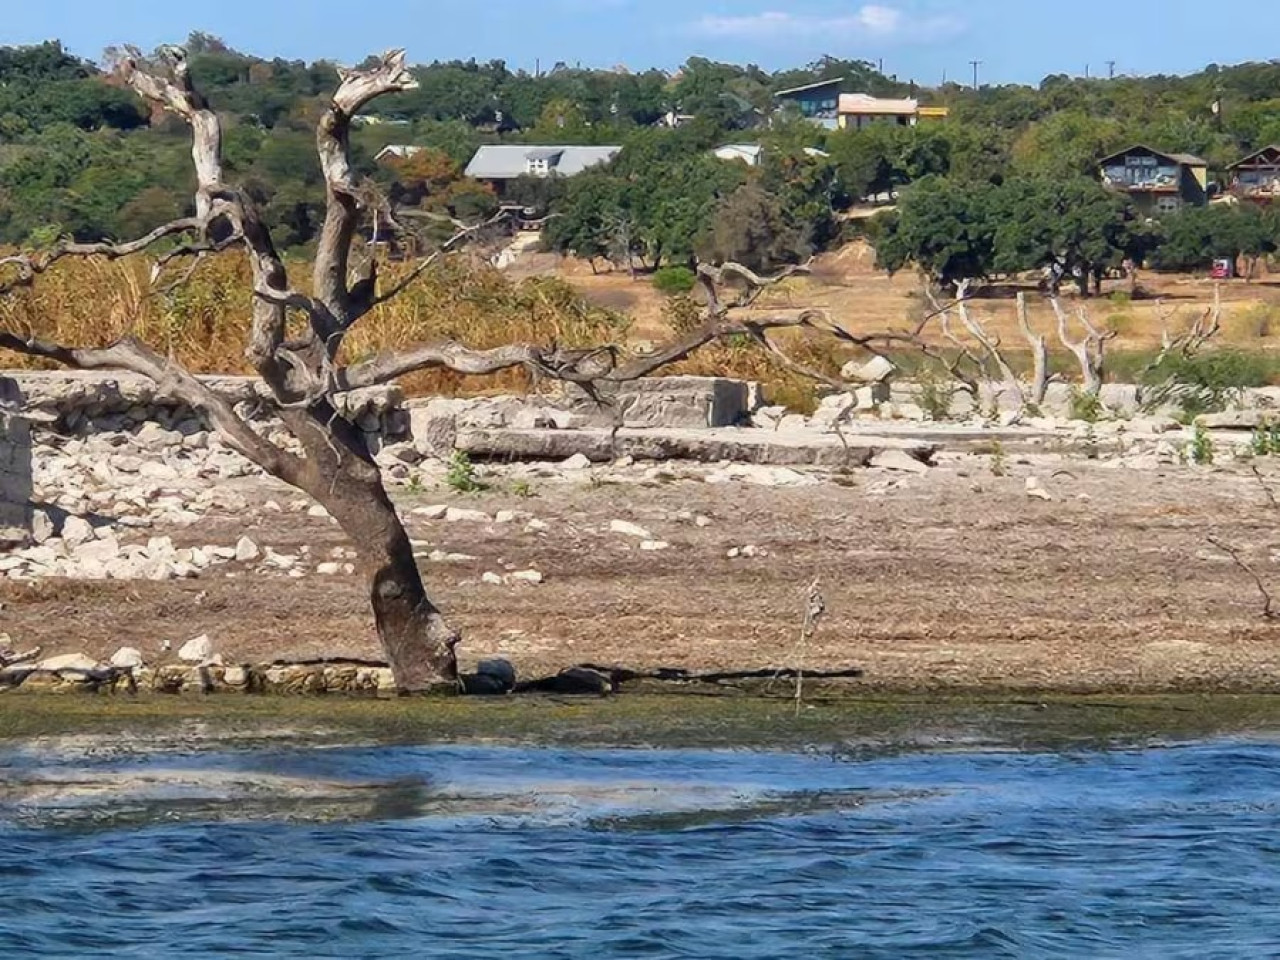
[
  {"xmin": 177, "ymin": 634, "xmax": 213, "ymax": 663},
  {"xmin": 307, "ymin": 504, "xmax": 331, "ymax": 519},
  {"xmin": 509, "ymin": 569, "xmax": 545, "ymax": 584},
  {"xmin": 109, "ymin": 647, "xmax": 145, "ymax": 671},
  {"xmin": 413, "ymin": 504, "xmax": 449, "ymax": 520},
  {"xmin": 640, "ymin": 540, "xmax": 671, "ymax": 552},
  {"xmin": 1025, "ymin": 477, "xmax": 1054, "ymax": 502},
  {"xmin": 481, "ymin": 572, "xmax": 504, "ymax": 585},
  {"xmin": 234, "ymin": 536, "xmax": 261, "ymax": 562},
  {"xmin": 609, "ymin": 519, "xmax": 654, "ymax": 539},
  {"xmin": 445, "ymin": 507, "xmax": 491, "ymax": 524},
  {"xmin": 33, "ymin": 653, "xmax": 101, "ymax": 673},
  {"xmin": 61, "ymin": 516, "xmax": 95, "ymax": 548},
  {"xmin": 315, "ymin": 562, "xmax": 343, "ymax": 576},
  {"xmin": 561, "ymin": 453, "xmax": 593, "ymax": 471},
  {"xmin": 870, "ymin": 448, "xmax": 931, "ymax": 475}
]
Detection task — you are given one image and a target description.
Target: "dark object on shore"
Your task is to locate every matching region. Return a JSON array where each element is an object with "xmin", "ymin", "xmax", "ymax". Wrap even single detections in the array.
[
  {"xmin": 515, "ymin": 667, "xmax": 615, "ymax": 696},
  {"xmin": 461, "ymin": 658, "xmax": 519, "ymax": 696}
]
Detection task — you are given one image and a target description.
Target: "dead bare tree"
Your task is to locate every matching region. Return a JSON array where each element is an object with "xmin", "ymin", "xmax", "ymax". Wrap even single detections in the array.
[
  {"xmin": 1145, "ymin": 287, "xmax": 1223, "ymax": 376},
  {"xmin": 0, "ymin": 47, "xmax": 908, "ymax": 692},
  {"xmin": 1015, "ymin": 293, "xmax": 1051, "ymax": 409},
  {"xmin": 917, "ymin": 283, "xmax": 1054, "ymax": 418},
  {"xmin": 1049, "ymin": 297, "xmax": 1116, "ymax": 396}
]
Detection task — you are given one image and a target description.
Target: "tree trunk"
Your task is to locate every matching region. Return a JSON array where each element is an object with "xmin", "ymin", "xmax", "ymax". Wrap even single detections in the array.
[{"xmin": 322, "ymin": 479, "xmax": 460, "ymax": 692}]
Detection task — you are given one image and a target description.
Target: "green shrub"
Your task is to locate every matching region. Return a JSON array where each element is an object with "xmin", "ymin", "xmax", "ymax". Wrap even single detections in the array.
[
  {"xmin": 652, "ymin": 266, "xmax": 697, "ymax": 297},
  {"xmin": 1142, "ymin": 349, "xmax": 1276, "ymax": 419},
  {"xmin": 446, "ymin": 451, "xmax": 486, "ymax": 493},
  {"xmin": 1069, "ymin": 388, "xmax": 1104, "ymax": 423}
]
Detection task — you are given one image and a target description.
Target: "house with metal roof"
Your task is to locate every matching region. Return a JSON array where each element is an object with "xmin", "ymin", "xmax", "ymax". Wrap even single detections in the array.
[
  {"xmin": 837, "ymin": 94, "xmax": 949, "ymax": 130},
  {"xmin": 1099, "ymin": 145, "xmax": 1208, "ymax": 216},
  {"xmin": 463, "ymin": 145, "xmax": 622, "ymax": 187},
  {"xmin": 1228, "ymin": 146, "xmax": 1280, "ymax": 205}
]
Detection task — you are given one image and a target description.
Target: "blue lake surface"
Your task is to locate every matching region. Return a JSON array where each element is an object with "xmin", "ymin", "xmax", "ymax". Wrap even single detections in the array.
[{"xmin": 3, "ymin": 739, "xmax": 1280, "ymax": 957}]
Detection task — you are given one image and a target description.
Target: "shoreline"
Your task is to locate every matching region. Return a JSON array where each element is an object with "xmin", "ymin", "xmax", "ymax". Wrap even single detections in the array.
[{"xmin": 6, "ymin": 691, "xmax": 1280, "ymax": 751}]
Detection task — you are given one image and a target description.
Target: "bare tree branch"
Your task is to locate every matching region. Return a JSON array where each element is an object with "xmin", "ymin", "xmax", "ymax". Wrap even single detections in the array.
[
  {"xmin": 1208, "ymin": 535, "xmax": 1280, "ymax": 621},
  {"xmin": 1016, "ymin": 292, "xmax": 1051, "ymax": 406},
  {"xmin": 314, "ymin": 50, "xmax": 419, "ymax": 321}
]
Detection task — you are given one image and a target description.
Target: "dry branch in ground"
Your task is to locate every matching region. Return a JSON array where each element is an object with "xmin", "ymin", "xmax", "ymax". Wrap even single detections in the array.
[{"xmin": 0, "ymin": 45, "xmax": 915, "ymax": 692}]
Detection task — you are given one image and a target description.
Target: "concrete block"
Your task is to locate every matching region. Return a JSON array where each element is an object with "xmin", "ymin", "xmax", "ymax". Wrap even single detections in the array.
[{"xmin": 0, "ymin": 377, "xmax": 31, "ymax": 537}]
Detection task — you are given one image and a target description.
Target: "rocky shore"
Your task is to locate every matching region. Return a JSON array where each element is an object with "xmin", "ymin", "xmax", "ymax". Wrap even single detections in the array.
[{"xmin": 3, "ymin": 368, "xmax": 1280, "ymax": 696}]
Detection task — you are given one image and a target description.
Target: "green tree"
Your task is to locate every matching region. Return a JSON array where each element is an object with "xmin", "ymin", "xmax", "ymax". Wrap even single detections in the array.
[
  {"xmin": 1155, "ymin": 204, "xmax": 1277, "ymax": 275},
  {"xmin": 871, "ymin": 176, "xmax": 997, "ymax": 285},
  {"xmin": 698, "ymin": 181, "xmax": 811, "ymax": 272},
  {"xmin": 991, "ymin": 178, "xmax": 1143, "ymax": 294}
]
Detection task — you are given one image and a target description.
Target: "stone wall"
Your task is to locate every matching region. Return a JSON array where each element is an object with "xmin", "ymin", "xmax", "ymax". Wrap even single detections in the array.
[
  {"xmin": 3, "ymin": 370, "xmax": 757, "ymax": 455},
  {"xmin": 0, "ymin": 376, "xmax": 31, "ymax": 542}
]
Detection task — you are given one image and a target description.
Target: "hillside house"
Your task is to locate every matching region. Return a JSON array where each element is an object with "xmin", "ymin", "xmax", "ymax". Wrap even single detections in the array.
[
  {"xmin": 1229, "ymin": 146, "xmax": 1280, "ymax": 204},
  {"xmin": 774, "ymin": 78, "xmax": 843, "ymax": 129},
  {"xmin": 1098, "ymin": 145, "xmax": 1208, "ymax": 215},
  {"xmin": 463, "ymin": 145, "xmax": 621, "ymax": 193},
  {"xmin": 837, "ymin": 95, "xmax": 949, "ymax": 130}
]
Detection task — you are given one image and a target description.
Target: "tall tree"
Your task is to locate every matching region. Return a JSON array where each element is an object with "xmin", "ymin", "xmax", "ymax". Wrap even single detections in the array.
[{"xmin": 0, "ymin": 46, "xmax": 897, "ymax": 691}]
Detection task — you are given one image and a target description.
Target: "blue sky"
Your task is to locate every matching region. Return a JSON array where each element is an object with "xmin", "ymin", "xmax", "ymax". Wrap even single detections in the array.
[{"xmin": 6, "ymin": 1, "xmax": 1269, "ymax": 84}]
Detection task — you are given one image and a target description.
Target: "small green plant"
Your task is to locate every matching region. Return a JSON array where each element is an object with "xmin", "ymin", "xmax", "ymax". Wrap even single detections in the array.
[
  {"xmin": 989, "ymin": 439, "xmax": 1007, "ymax": 477},
  {"xmin": 1082, "ymin": 422, "xmax": 1099, "ymax": 460},
  {"xmin": 1068, "ymin": 388, "xmax": 1104, "ymax": 423},
  {"xmin": 404, "ymin": 472, "xmax": 425, "ymax": 495},
  {"xmin": 652, "ymin": 266, "xmax": 697, "ymax": 297},
  {"xmin": 1250, "ymin": 419, "xmax": 1280, "ymax": 457},
  {"xmin": 509, "ymin": 478, "xmax": 533, "ymax": 498},
  {"xmin": 446, "ymin": 451, "xmax": 486, "ymax": 493},
  {"xmin": 916, "ymin": 373, "xmax": 953, "ymax": 421},
  {"xmin": 1188, "ymin": 423, "xmax": 1215, "ymax": 465}
]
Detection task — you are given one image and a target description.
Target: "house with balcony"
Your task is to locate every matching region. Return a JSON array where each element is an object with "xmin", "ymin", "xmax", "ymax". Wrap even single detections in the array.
[
  {"xmin": 463, "ymin": 145, "xmax": 622, "ymax": 193},
  {"xmin": 1228, "ymin": 146, "xmax": 1280, "ymax": 204},
  {"xmin": 774, "ymin": 78, "xmax": 843, "ymax": 129},
  {"xmin": 837, "ymin": 95, "xmax": 949, "ymax": 130},
  {"xmin": 1098, "ymin": 145, "xmax": 1208, "ymax": 216}
]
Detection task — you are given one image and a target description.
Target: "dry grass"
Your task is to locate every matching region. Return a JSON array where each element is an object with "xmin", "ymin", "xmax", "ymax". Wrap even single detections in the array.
[
  {"xmin": 0, "ymin": 254, "xmax": 631, "ymax": 397},
  {"xmin": 8, "ymin": 244, "xmax": 1280, "ymax": 404}
]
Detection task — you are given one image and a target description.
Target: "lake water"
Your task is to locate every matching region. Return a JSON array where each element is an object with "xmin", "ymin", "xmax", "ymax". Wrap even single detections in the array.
[{"xmin": 2, "ymin": 738, "xmax": 1280, "ymax": 957}]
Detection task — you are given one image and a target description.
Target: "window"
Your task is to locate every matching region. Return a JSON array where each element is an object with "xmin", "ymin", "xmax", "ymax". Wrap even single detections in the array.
[{"xmin": 1155, "ymin": 196, "xmax": 1181, "ymax": 214}]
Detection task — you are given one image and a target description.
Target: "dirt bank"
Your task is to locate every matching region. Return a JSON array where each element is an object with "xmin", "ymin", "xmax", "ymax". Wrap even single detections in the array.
[{"xmin": 5, "ymin": 452, "xmax": 1280, "ymax": 694}]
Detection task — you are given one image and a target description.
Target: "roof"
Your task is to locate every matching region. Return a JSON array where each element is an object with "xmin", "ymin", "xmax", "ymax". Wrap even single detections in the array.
[
  {"xmin": 1230, "ymin": 145, "xmax": 1280, "ymax": 169},
  {"xmin": 713, "ymin": 144, "xmax": 764, "ymax": 164},
  {"xmin": 464, "ymin": 145, "xmax": 622, "ymax": 179},
  {"xmin": 1099, "ymin": 144, "xmax": 1207, "ymax": 167},
  {"xmin": 374, "ymin": 145, "xmax": 425, "ymax": 162},
  {"xmin": 774, "ymin": 77, "xmax": 845, "ymax": 98},
  {"xmin": 838, "ymin": 93, "xmax": 920, "ymax": 116}
]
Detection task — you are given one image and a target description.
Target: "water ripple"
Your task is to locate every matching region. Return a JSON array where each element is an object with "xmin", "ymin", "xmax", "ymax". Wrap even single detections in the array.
[{"xmin": 2, "ymin": 740, "xmax": 1280, "ymax": 956}]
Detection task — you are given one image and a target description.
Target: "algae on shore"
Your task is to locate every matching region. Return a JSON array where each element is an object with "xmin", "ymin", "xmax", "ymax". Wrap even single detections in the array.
[{"xmin": 4, "ymin": 692, "xmax": 1280, "ymax": 752}]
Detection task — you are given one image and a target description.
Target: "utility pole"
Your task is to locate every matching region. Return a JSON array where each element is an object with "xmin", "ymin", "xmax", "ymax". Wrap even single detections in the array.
[
  {"xmin": 877, "ymin": 58, "xmax": 884, "ymax": 74},
  {"xmin": 969, "ymin": 60, "xmax": 982, "ymax": 90},
  {"xmin": 1106, "ymin": 60, "xmax": 1116, "ymax": 80},
  {"xmin": 1085, "ymin": 64, "xmax": 1090, "ymax": 79}
]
